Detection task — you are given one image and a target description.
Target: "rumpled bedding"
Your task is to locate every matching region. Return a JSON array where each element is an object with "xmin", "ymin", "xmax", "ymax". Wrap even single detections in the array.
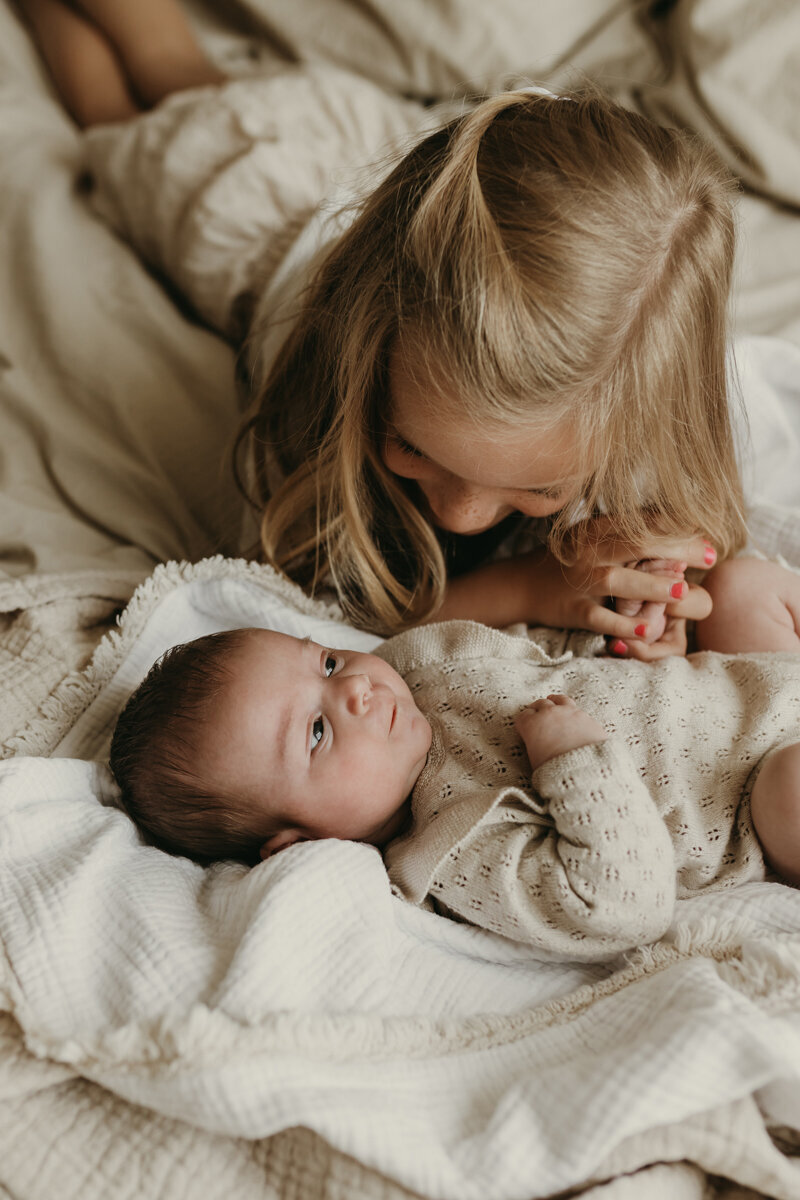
[
  {"xmin": 3, "ymin": 1, "xmax": 800, "ymax": 1197},
  {"xmin": 3, "ymin": 558, "xmax": 800, "ymax": 1200}
]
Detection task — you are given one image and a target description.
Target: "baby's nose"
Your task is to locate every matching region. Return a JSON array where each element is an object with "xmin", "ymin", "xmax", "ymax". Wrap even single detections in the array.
[{"xmin": 343, "ymin": 674, "xmax": 372, "ymax": 714}]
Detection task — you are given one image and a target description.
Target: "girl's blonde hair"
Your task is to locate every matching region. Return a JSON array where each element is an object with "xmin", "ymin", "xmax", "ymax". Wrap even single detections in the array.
[{"xmin": 236, "ymin": 88, "xmax": 746, "ymax": 634}]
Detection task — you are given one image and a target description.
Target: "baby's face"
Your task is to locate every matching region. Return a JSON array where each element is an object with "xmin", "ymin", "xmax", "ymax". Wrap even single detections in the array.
[{"xmin": 201, "ymin": 629, "xmax": 431, "ymax": 855}]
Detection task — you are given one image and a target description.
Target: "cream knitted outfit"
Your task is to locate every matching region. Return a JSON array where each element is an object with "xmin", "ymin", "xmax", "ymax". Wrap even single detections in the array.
[{"xmin": 379, "ymin": 621, "xmax": 800, "ymax": 961}]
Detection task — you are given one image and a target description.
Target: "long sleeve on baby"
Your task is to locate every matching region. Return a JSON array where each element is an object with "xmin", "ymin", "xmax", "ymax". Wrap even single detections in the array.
[{"xmin": 427, "ymin": 740, "xmax": 677, "ymax": 961}]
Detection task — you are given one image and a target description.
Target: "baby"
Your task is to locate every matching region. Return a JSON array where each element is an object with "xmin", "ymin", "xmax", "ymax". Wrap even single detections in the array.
[{"xmin": 110, "ymin": 556, "xmax": 800, "ymax": 960}]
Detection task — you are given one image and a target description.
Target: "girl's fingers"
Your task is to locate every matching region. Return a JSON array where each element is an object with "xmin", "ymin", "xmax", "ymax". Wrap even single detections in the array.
[
  {"xmin": 588, "ymin": 531, "xmax": 716, "ymax": 571},
  {"xmin": 669, "ymin": 537, "xmax": 717, "ymax": 570},
  {"xmin": 636, "ymin": 537, "xmax": 715, "ymax": 571},
  {"xmin": 573, "ymin": 578, "xmax": 711, "ymax": 641},
  {"xmin": 605, "ymin": 564, "xmax": 689, "ymax": 606},
  {"xmin": 620, "ymin": 620, "xmax": 689, "ymax": 660},
  {"xmin": 665, "ymin": 581, "xmax": 713, "ymax": 622},
  {"xmin": 634, "ymin": 558, "xmax": 686, "ymax": 575},
  {"xmin": 584, "ymin": 602, "xmax": 679, "ymax": 647},
  {"xmin": 632, "ymin": 600, "xmax": 668, "ymax": 643},
  {"xmin": 608, "ymin": 585, "xmax": 709, "ymax": 641},
  {"xmin": 583, "ymin": 603, "xmax": 653, "ymax": 642}
]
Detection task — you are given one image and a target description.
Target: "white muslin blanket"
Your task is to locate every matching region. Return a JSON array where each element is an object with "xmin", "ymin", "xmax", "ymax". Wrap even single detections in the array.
[{"xmin": 2, "ymin": 558, "xmax": 800, "ymax": 1199}]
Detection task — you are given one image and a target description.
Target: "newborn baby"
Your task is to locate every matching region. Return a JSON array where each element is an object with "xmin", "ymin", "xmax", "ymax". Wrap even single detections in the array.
[{"xmin": 110, "ymin": 557, "xmax": 800, "ymax": 959}]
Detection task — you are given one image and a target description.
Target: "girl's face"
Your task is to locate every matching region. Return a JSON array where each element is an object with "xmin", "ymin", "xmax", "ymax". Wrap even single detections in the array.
[{"xmin": 384, "ymin": 345, "xmax": 584, "ymax": 535}]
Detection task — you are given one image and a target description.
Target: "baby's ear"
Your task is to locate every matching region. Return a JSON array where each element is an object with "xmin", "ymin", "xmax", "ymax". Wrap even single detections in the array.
[{"xmin": 260, "ymin": 829, "xmax": 307, "ymax": 859}]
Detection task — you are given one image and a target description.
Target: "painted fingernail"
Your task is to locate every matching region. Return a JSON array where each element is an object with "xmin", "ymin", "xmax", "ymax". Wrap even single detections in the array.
[
  {"xmin": 634, "ymin": 624, "xmax": 647, "ymax": 638},
  {"xmin": 703, "ymin": 543, "xmax": 716, "ymax": 565},
  {"xmin": 671, "ymin": 581, "xmax": 685, "ymax": 599},
  {"xmin": 611, "ymin": 640, "xmax": 628, "ymax": 656}
]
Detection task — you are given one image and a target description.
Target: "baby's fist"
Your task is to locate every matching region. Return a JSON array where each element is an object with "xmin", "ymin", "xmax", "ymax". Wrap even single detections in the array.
[{"xmin": 515, "ymin": 694, "xmax": 608, "ymax": 771}]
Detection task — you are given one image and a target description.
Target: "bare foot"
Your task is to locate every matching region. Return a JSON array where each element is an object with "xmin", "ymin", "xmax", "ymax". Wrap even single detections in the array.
[
  {"xmin": 696, "ymin": 557, "xmax": 800, "ymax": 654},
  {"xmin": 750, "ymin": 741, "xmax": 800, "ymax": 885}
]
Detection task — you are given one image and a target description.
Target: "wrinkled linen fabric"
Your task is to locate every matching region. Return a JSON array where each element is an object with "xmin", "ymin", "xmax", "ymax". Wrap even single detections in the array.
[
  {"xmin": 4, "ymin": 0, "xmax": 800, "ymax": 1196},
  {"xmin": 2, "ymin": 558, "xmax": 800, "ymax": 1200}
]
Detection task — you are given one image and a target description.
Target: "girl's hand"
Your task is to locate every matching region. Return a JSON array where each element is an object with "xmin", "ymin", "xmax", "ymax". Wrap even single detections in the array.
[
  {"xmin": 611, "ymin": 616, "xmax": 689, "ymax": 661},
  {"xmin": 610, "ymin": 558, "xmax": 691, "ymax": 659},
  {"xmin": 529, "ymin": 520, "xmax": 714, "ymax": 650},
  {"xmin": 435, "ymin": 521, "xmax": 713, "ymax": 644},
  {"xmin": 515, "ymin": 695, "xmax": 608, "ymax": 771},
  {"xmin": 612, "ymin": 558, "xmax": 686, "ymax": 644}
]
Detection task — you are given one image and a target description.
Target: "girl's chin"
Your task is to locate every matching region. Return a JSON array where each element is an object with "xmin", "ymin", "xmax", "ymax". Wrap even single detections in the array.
[{"xmin": 432, "ymin": 516, "xmax": 508, "ymax": 537}]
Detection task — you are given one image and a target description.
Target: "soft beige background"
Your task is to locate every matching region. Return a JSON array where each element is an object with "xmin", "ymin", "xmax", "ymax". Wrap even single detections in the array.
[{"xmin": 0, "ymin": 0, "xmax": 799, "ymax": 584}]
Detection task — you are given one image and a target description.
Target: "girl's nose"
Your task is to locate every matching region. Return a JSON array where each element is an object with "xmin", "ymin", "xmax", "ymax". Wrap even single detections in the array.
[
  {"xmin": 342, "ymin": 674, "xmax": 372, "ymax": 715},
  {"xmin": 427, "ymin": 481, "xmax": 502, "ymax": 534}
]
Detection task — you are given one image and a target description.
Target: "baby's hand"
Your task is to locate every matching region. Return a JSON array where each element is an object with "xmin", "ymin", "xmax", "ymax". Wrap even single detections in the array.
[
  {"xmin": 515, "ymin": 695, "xmax": 608, "ymax": 771},
  {"xmin": 613, "ymin": 559, "xmax": 686, "ymax": 644}
]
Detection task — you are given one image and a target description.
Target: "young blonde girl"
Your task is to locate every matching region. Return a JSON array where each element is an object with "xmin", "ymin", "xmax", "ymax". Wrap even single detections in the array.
[
  {"xmin": 21, "ymin": 0, "xmax": 747, "ymax": 652},
  {"xmin": 238, "ymin": 88, "xmax": 743, "ymax": 645}
]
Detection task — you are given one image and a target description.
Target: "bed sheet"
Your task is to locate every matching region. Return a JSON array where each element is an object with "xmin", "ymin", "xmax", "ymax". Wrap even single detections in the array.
[
  {"xmin": 2, "ymin": 1, "xmax": 800, "ymax": 1198},
  {"xmin": 3, "ymin": 558, "xmax": 800, "ymax": 1200}
]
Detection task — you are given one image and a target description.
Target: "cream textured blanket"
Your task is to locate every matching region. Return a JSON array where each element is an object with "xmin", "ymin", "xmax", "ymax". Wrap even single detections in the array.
[
  {"xmin": 3, "ymin": 0, "xmax": 800, "ymax": 1195},
  {"xmin": 3, "ymin": 558, "xmax": 800, "ymax": 1200}
]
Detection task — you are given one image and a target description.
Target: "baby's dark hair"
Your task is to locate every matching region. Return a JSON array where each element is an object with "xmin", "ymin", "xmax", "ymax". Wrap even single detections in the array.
[{"xmin": 110, "ymin": 628, "xmax": 279, "ymax": 864}]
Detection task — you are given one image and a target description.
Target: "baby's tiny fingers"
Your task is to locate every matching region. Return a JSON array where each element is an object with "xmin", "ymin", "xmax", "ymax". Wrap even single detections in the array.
[
  {"xmin": 634, "ymin": 600, "xmax": 668, "ymax": 643},
  {"xmin": 545, "ymin": 694, "xmax": 574, "ymax": 707},
  {"xmin": 614, "ymin": 596, "xmax": 644, "ymax": 618}
]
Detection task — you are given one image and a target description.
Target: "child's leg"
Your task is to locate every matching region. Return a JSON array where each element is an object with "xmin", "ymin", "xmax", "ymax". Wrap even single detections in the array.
[
  {"xmin": 18, "ymin": 0, "xmax": 140, "ymax": 127},
  {"xmin": 694, "ymin": 557, "xmax": 800, "ymax": 654},
  {"xmin": 750, "ymin": 742, "xmax": 800, "ymax": 885},
  {"xmin": 72, "ymin": 0, "xmax": 227, "ymax": 108}
]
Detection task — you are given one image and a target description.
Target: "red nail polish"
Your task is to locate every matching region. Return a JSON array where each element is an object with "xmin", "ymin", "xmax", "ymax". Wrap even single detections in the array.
[
  {"xmin": 634, "ymin": 624, "xmax": 647, "ymax": 638},
  {"xmin": 611, "ymin": 640, "xmax": 628, "ymax": 655},
  {"xmin": 671, "ymin": 581, "xmax": 684, "ymax": 599},
  {"xmin": 703, "ymin": 544, "xmax": 716, "ymax": 565}
]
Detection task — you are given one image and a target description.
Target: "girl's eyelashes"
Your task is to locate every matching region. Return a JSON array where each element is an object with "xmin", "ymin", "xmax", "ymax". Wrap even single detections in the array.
[
  {"xmin": 392, "ymin": 433, "xmax": 426, "ymax": 460},
  {"xmin": 389, "ymin": 430, "xmax": 567, "ymax": 496},
  {"xmin": 525, "ymin": 485, "xmax": 564, "ymax": 499}
]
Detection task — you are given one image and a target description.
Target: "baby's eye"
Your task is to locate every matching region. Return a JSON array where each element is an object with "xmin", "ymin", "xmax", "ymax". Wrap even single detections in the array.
[
  {"xmin": 311, "ymin": 716, "xmax": 325, "ymax": 749},
  {"xmin": 324, "ymin": 654, "xmax": 338, "ymax": 677}
]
